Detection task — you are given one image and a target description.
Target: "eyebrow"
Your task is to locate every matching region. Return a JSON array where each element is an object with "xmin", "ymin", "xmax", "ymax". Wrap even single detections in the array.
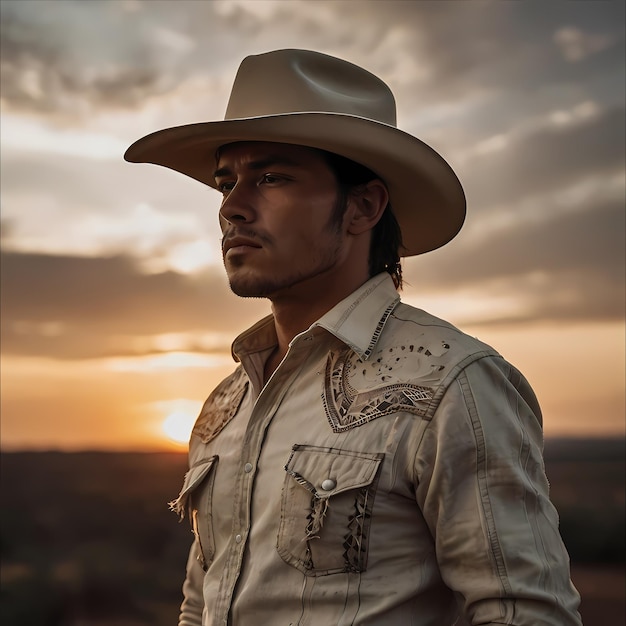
[{"xmin": 213, "ymin": 155, "xmax": 303, "ymax": 180}]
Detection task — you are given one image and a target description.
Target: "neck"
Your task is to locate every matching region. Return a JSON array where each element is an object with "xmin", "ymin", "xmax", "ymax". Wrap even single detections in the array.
[{"xmin": 268, "ymin": 270, "xmax": 370, "ymax": 364}]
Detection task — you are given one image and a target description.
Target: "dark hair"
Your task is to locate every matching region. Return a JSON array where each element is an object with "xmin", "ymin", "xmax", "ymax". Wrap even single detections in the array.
[{"xmin": 321, "ymin": 151, "xmax": 403, "ymax": 289}]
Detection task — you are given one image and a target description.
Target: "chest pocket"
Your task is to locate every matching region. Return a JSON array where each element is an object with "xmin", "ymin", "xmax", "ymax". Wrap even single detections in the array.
[
  {"xmin": 277, "ymin": 445, "xmax": 383, "ymax": 576},
  {"xmin": 169, "ymin": 456, "xmax": 219, "ymax": 572}
]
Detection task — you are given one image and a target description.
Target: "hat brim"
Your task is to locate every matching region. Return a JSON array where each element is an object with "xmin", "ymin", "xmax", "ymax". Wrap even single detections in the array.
[{"xmin": 124, "ymin": 113, "xmax": 465, "ymax": 256}]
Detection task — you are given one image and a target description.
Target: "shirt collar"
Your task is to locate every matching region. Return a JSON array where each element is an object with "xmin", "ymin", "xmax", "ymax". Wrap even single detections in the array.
[
  {"xmin": 231, "ymin": 273, "xmax": 400, "ymax": 362},
  {"xmin": 313, "ymin": 273, "xmax": 400, "ymax": 360},
  {"xmin": 231, "ymin": 314, "xmax": 276, "ymax": 363}
]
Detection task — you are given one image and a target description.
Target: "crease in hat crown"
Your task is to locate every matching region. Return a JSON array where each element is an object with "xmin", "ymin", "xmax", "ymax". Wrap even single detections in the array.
[
  {"xmin": 223, "ymin": 49, "xmax": 397, "ymax": 125},
  {"xmin": 124, "ymin": 48, "xmax": 466, "ymax": 257}
]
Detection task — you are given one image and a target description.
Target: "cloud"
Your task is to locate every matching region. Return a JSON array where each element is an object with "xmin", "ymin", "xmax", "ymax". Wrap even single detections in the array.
[
  {"xmin": 0, "ymin": 250, "xmax": 269, "ymax": 359},
  {"xmin": 3, "ymin": 175, "xmax": 623, "ymax": 362},
  {"xmin": 554, "ymin": 26, "xmax": 614, "ymax": 62},
  {"xmin": 1, "ymin": 113, "xmax": 129, "ymax": 159},
  {"xmin": 458, "ymin": 103, "xmax": 625, "ymax": 214},
  {"xmin": 0, "ymin": 0, "xmax": 197, "ymax": 120},
  {"xmin": 0, "ymin": 145, "xmax": 224, "ymax": 265},
  {"xmin": 2, "ymin": 0, "xmax": 623, "ymax": 159},
  {"xmin": 406, "ymin": 195, "xmax": 625, "ymax": 325},
  {"xmin": 0, "ymin": 0, "xmax": 623, "ymax": 358}
]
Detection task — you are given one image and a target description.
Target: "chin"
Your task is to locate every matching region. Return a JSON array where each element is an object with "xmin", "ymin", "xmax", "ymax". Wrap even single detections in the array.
[
  {"xmin": 226, "ymin": 265, "xmax": 331, "ymax": 299},
  {"xmin": 228, "ymin": 276, "xmax": 278, "ymax": 299},
  {"xmin": 228, "ymin": 272, "xmax": 307, "ymax": 299},
  {"xmin": 230, "ymin": 285, "xmax": 269, "ymax": 298}
]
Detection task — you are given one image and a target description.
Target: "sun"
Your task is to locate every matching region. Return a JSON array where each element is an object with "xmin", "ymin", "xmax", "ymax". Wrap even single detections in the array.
[{"xmin": 162, "ymin": 410, "xmax": 196, "ymax": 445}]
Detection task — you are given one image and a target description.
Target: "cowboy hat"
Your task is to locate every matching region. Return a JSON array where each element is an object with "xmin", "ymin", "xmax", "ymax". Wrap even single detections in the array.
[{"xmin": 124, "ymin": 49, "xmax": 465, "ymax": 256}]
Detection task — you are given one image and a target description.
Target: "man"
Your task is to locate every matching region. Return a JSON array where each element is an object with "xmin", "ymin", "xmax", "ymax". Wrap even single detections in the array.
[{"xmin": 125, "ymin": 49, "xmax": 582, "ymax": 626}]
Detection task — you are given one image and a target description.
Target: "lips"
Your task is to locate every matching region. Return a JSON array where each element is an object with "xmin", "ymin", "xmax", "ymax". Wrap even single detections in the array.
[{"xmin": 222, "ymin": 236, "xmax": 263, "ymax": 255}]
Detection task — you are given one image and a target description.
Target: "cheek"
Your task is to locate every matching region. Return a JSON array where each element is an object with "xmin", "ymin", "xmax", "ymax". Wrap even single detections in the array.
[
  {"xmin": 259, "ymin": 184, "xmax": 340, "ymax": 239},
  {"xmin": 311, "ymin": 186, "xmax": 340, "ymax": 210},
  {"xmin": 299, "ymin": 189, "xmax": 341, "ymax": 228}
]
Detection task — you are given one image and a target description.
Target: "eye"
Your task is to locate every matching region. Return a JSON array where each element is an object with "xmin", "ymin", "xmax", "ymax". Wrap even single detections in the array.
[
  {"xmin": 217, "ymin": 180, "xmax": 235, "ymax": 194},
  {"xmin": 260, "ymin": 173, "xmax": 283, "ymax": 185}
]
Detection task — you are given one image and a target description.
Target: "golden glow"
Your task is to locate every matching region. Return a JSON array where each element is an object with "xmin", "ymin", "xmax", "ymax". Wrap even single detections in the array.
[
  {"xmin": 167, "ymin": 240, "xmax": 218, "ymax": 274},
  {"xmin": 155, "ymin": 398, "xmax": 202, "ymax": 447},
  {"xmin": 162, "ymin": 410, "xmax": 196, "ymax": 445},
  {"xmin": 104, "ymin": 351, "xmax": 233, "ymax": 373},
  {"xmin": 1, "ymin": 322, "xmax": 623, "ymax": 450}
]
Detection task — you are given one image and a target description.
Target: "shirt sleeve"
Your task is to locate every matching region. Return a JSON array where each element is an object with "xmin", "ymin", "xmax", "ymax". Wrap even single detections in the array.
[
  {"xmin": 179, "ymin": 539, "xmax": 205, "ymax": 626},
  {"xmin": 414, "ymin": 355, "xmax": 583, "ymax": 625}
]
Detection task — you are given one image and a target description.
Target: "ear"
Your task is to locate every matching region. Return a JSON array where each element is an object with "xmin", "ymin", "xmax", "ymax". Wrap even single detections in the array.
[{"xmin": 346, "ymin": 179, "xmax": 389, "ymax": 235}]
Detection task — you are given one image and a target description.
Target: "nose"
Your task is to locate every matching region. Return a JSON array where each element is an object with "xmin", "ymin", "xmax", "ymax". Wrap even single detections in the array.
[{"xmin": 218, "ymin": 183, "xmax": 255, "ymax": 226}]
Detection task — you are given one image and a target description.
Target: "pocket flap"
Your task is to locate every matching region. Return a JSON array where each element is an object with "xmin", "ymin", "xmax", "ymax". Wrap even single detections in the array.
[
  {"xmin": 284, "ymin": 445, "xmax": 383, "ymax": 499},
  {"xmin": 169, "ymin": 455, "xmax": 218, "ymax": 518}
]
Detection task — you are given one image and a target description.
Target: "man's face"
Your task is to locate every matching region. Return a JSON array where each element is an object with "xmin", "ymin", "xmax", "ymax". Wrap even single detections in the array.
[{"xmin": 215, "ymin": 141, "xmax": 348, "ymax": 299}]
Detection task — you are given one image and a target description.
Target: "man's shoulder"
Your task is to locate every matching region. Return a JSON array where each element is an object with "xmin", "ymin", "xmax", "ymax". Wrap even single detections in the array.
[
  {"xmin": 191, "ymin": 366, "xmax": 248, "ymax": 445},
  {"xmin": 349, "ymin": 300, "xmax": 503, "ymax": 397},
  {"xmin": 386, "ymin": 301, "xmax": 498, "ymax": 359}
]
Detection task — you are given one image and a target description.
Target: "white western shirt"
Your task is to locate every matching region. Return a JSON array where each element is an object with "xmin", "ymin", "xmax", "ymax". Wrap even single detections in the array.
[{"xmin": 173, "ymin": 273, "xmax": 582, "ymax": 626}]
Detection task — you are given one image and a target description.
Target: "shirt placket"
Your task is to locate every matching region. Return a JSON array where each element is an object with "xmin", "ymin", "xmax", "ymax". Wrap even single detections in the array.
[{"xmin": 213, "ymin": 333, "xmax": 319, "ymax": 624}]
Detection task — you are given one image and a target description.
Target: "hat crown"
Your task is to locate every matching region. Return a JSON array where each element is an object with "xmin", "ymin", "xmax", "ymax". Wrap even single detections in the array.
[{"xmin": 225, "ymin": 49, "xmax": 397, "ymax": 127}]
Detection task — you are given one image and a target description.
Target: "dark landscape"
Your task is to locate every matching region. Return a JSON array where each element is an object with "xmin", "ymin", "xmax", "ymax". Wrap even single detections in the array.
[{"xmin": 1, "ymin": 437, "xmax": 624, "ymax": 625}]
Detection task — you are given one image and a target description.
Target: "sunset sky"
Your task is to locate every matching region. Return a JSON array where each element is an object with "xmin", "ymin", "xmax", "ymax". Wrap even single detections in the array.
[{"xmin": 1, "ymin": 0, "xmax": 624, "ymax": 451}]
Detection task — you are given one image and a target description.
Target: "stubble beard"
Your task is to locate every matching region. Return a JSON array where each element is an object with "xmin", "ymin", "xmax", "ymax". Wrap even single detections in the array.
[
  {"xmin": 224, "ymin": 232, "xmax": 344, "ymax": 299},
  {"xmin": 224, "ymin": 190, "xmax": 348, "ymax": 299}
]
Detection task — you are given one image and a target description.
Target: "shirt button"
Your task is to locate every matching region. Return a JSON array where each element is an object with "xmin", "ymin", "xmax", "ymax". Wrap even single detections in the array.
[
  {"xmin": 321, "ymin": 479, "xmax": 336, "ymax": 491},
  {"xmin": 244, "ymin": 463, "xmax": 253, "ymax": 473},
  {"xmin": 235, "ymin": 534, "xmax": 242, "ymax": 544}
]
